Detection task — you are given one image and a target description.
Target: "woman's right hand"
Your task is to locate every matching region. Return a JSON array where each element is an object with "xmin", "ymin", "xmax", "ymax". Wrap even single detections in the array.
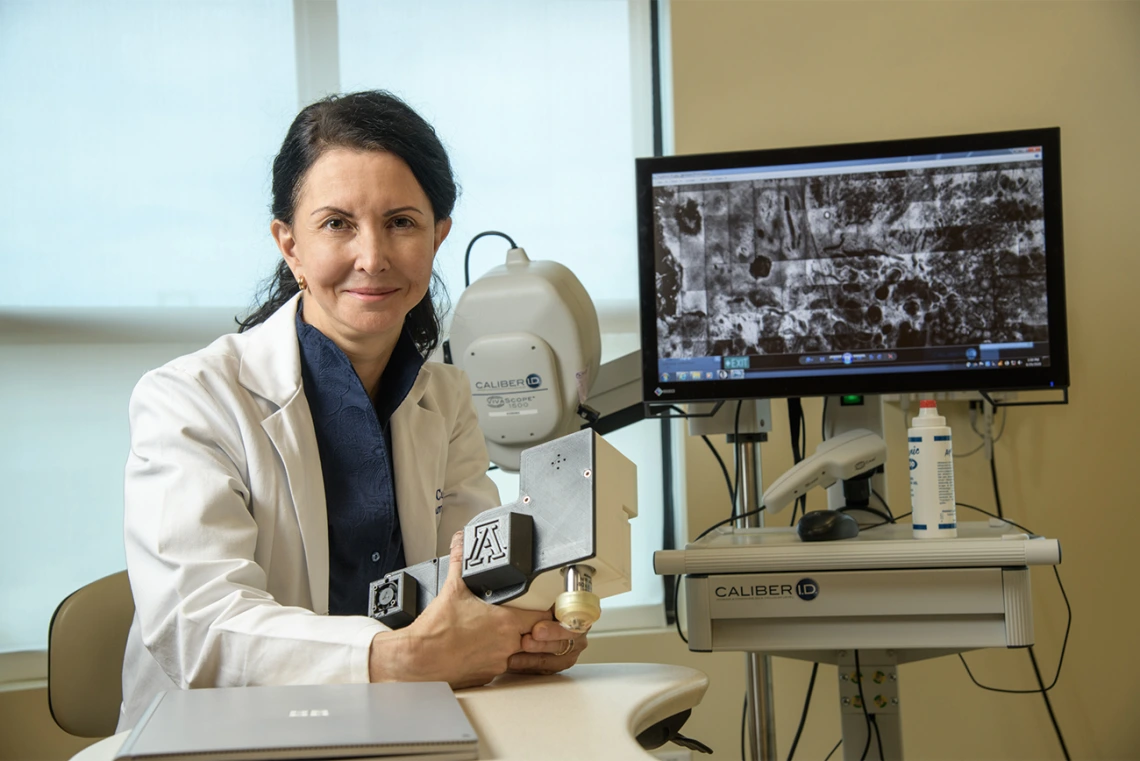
[{"xmin": 368, "ymin": 531, "xmax": 552, "ymax": 688}]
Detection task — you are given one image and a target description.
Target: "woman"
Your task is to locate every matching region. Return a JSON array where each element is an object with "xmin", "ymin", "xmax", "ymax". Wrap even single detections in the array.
[{"xmin": 118, "ymin": 91, "xmax": 586, "ymax": 730}]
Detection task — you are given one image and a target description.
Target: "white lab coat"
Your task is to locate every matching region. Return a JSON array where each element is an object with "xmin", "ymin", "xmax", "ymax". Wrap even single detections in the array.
[{"xmin": 118, "ymin": 294, "xmax": 499, "ymax": 730}]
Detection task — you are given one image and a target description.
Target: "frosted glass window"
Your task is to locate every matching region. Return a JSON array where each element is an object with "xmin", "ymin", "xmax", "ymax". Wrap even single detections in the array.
[
  {"xmin": 0, "ymin": 0, "xmax": 297, "ymax": 308},
  {"xmin": 0, "ymin": 0, "xmax": 296, "ymax": 654},
  {"xmin": 0, "ymin": 341, "xmax": 205, "ymax": 654}
]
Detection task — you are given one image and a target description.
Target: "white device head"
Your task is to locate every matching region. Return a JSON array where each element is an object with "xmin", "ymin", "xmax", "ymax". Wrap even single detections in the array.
[
  {"xmin": 762, "ymin": 429, "xmax": 887, "ymax": 514},
  {"xmin": 449, "ymin": 247, "xmax": 601, "ymax": 472}
]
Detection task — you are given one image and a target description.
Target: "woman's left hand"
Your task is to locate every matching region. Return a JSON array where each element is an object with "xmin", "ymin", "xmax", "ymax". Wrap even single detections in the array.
[{"xmin": 507, "ymin": 617, "xmax": 588, "ymax": 675}]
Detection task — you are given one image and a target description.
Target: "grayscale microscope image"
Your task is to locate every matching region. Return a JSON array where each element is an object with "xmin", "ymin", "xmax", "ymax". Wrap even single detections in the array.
[{"xmin": 652, "ymin": 164, "xmax": 1048, "ymax": 359}]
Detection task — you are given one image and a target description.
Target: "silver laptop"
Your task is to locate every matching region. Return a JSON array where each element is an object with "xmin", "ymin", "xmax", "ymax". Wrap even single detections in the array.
[{"xmin": 114, "ymin": 682, "xmax": 478, "ymax": 761}]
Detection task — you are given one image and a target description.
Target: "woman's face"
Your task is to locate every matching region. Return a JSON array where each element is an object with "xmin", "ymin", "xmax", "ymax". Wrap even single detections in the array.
[{"xmin": 272, "ymin": 148, "xmax": 450, "ymax": 354}]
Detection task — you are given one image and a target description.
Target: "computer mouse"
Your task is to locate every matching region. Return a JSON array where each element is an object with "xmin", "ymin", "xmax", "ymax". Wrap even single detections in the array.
[{"xmin": 796, "ymin": 510, "xmax": 860, "ymax": 542}]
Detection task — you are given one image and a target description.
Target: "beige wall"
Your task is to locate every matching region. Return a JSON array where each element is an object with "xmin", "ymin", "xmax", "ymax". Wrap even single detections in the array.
[{"xmin": 5, "ymin": 2, "xmax": 1139, "ymax": 760}]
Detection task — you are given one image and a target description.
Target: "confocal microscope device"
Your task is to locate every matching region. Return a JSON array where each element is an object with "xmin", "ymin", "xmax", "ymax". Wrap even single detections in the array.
[{"xmin": 368, "ymin": 428, "xmax": 638, "ymax": 633}]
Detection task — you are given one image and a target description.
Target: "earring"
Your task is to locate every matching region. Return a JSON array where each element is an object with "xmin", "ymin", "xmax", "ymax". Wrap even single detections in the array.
[{"xmin": 296, "ymin": 274, "xmax": 307, "ymax": 291}]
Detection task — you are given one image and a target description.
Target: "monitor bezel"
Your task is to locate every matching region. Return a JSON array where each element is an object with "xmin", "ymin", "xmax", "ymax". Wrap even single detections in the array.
[{"xmin": 636, "ymin": 127, "xmax": 1069, "ymax": 405}]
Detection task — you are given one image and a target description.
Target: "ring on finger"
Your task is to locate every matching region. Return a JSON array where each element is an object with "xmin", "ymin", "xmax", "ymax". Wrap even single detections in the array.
[{"xmin": 555, "ymin": 639, "xmax": 574, "ymax": 657}]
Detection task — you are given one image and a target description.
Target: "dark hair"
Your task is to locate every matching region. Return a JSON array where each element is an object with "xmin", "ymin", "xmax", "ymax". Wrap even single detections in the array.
[{"xmin": 237, "ymin": 90, "xmax": 457, "ymax": 357}]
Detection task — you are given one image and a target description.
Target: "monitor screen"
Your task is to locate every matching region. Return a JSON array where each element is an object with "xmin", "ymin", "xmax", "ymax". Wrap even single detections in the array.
[{"xmin": 636, "ymin": 127, "xmax": 1069, "ymax": 406}]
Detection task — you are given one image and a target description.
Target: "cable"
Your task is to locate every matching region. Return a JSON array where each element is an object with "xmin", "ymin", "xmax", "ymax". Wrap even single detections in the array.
[
  {"xmin": 672, "ymin": 575, "xmax": 687, "ymax": 644},
  {"xmin": 821, "ymin": 396, "xmax": 829, "ymax": 442},
  {"xmin": 953, "ymin": 439, "xmax": 986, "ymax": 459},
  {"xmin": 1029, "ymin": 645, "xmax": 1071, "ymax": 760},
  {"xmin": 954, "ymin": 501, "xmax": 1036, "ymax": 537},
  {"xmin": 695, "ymin": 507, "xmax": 766, "ymax": 542},
  {"xmin": 463, "ymin": 231, "xmax": 517, "ymax": 287},
  {"xmin": 863, "ymin": 510, "xmax": 911, "ymax": 531},
  {"xmin": 838, "ymin": 504, "xmax": 894, "ymax": 527},
  {"xmin": 988, "ymin": 419, "xmax": 1004, "ymax": 518},
  {"xmin": 958, "ymin": 403, "xmax": 1005, "ymax": 458},
  {"xmin": 673, "ymin": 421, "xmax": 750, "ymax": 646},
  {"xmin": 847, "ymin": 490, "xmax": 898, "ymax": 529},
  {"xmin": 990, "ymin": 454, "xmax": 1004, "ymax": 519},
  {"xmin": 773, "ymin": 399, "xmax": 819, "ymax": 760},
  {"xmin": 958, "ymin": 567, "xmax": 1071, "ymax": 693},
  {"xmin": 993, "ymin": 405, "xmax": 1007, "ymax": 441},
  {"xmin": 823, "ymin": 739, "xmax": 842, "ymax": 761},
  {"xmin": 869, "ymin": 714, "xmax": 884, "ymax": 761},
  {"xmin": 785, "ymin": 662, "xmax": 818, "ymax": 761},
  {"xmin": 788, "ymin": 398, "xmax": 805, "ymax": 525},
  {"xmin": 969, "ymin": 402, "xmax": 1007, "ymax": 442},
  {"xmin": 731, "ymin": 400, "xmax": 743, "ymax": 521},
  {"xmin": 670, "ymin": 405, "xmax": 737, "ymax": 510},
  {"xmin": 701, "ymin": 434, "xmax": 735, "ymax": 506},
  {"xmin": 854, "ymin": 650, "xmax": 872, "ymax": 761},
  {"xmin": 871, "ymin": 488, "xmax": 894, "ymax": 519},
  {"xmin": 791, "ymin": 398, "xmax": 808, "ymax": 523},
  {"xmin": 741, "ymin": 691, "xmax": 748, "ymax": 761},
  {"xmin": 957, "ymin": 487, "xmax": 1072, "ymax": 758}
]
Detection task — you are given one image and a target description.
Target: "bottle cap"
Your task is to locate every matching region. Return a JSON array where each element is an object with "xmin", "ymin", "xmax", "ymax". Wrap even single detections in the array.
[{"xmin": 920, "ymin": 399, "xmax": 937, "ymax": 408}]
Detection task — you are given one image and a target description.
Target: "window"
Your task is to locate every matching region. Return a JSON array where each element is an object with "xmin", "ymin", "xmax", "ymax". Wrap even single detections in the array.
[
  {"xmin": 0, "ymin": 0, "xmax": 295, "ymax": 309},
  {"xmin": 0, "ymin": 0, "xmax": 670, "ymax": 659},
  {"xmin": 0, "ymin": 0, "xmax": 296, "ymax": 657}
]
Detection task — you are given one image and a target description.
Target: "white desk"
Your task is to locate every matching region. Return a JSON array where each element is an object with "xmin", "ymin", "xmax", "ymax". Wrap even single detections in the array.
[{"xmin": 70, "ymin": 663, "xmax": 708, "ymax": 761}]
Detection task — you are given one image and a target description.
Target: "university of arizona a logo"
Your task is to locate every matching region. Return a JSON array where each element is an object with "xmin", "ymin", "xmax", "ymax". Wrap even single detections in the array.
[{"xmin": 466, "ymin": 520, "xmax": 507, "ymax": 569}]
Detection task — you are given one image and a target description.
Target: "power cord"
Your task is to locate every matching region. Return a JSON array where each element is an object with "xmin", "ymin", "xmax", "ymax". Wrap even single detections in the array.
[
  {"xmin": 954, "ymin": 500, "xmax": 1072, "ymax": 760},
  {"xmin": 872, "ymin": 489, "xmax": 894, "ymax": 520},
  {"xmin": 869, "ymin": 714, "xmax": 885, "ymax": 761},
  {"xmin": 671, "ymin": 405, "xmax": 737, "ymax": 507},
  {"xmin": 741, "ymin": 692, "xmax": 748, "ymax": 761},
  {"xmin": 463, "ymin": 231, "xmax": 516, "ymax": 287},
  {"xmin": 957, "ymin": 401, "xmax": 1006, "ymax": 459},
  {"xmin": 673, "ymin": 505, "xmax": 769, "ymax": 645},
  {"xmin": 696, "ymin": 507, "xmax": 767, "ymax": 542},
  {"xmin": 673, "ymin": 411, "xmax": 756, "ymax": 645},
  {"xmin": 838, "ymin": 504, "xmax": 895, "ymax": 528},
  {"xmin": 838, "ymin": 488, "xmax": 895, "ymax": 530},
  {"xmin": 1028, "ymin": 647, "xmax": 1070, "ymax": 760},
  {"xmin": 853, "ymin": 650, "xmax": 875, "ymax": 761},
  {"xmin": 731, "ymin": 400, "xmax": 744, "ymax": 520},
  {"xmin": 701, "ymin": 434, "xmax": 735, "ymax": 506},
  {"xmin": 989, "ymin": 450, "xmax": 1004, "ymax": 520},
  {"xmin": 863, "ymin": 510, "xmax": 911, "ymax": 531},
  {"xmin": 787, "ymin": 398, "xmax": 808, "ymax": 524},
  {"xmin": 823, "ymin": 739, "xmax": 842, "ymax": 760},
  {"xmin": 785, "ymin": 662, "xmax": 818, "ymax": 760},
  {"xmin": 671, "ymin": 575, "xmax": 687, "ymax": 645}
]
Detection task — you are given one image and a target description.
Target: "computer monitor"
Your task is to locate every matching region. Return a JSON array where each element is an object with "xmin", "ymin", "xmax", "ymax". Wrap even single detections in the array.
[{"xmin": 636, "ymin": 127, "xmax": 1068, "ymax": 406}]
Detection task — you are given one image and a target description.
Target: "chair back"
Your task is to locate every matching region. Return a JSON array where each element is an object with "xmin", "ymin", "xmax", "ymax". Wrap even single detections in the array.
[{"xmin": 48, "ymin": 570, "xmax": 134, "ymax": 737}]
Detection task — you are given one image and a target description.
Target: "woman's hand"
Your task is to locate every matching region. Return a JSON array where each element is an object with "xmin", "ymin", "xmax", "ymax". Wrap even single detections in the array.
[
  {"xmin": 507, "ymin": 616, "xmax": 589, "ymax": 676},
  {"xmin": 368, "ymin": 532, "xmax": 552, "ymax": 689}
]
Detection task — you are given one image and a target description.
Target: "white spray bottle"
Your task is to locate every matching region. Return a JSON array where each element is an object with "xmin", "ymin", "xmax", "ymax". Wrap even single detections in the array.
[{"xmin": 909, "ymin": 399, "xmax": 958, "ymax": 538}]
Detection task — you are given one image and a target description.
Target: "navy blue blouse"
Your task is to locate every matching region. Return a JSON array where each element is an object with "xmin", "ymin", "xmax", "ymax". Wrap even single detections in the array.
[{"xmin": 296, "ymin": 308, "xmax": 425, "ymax": 616}]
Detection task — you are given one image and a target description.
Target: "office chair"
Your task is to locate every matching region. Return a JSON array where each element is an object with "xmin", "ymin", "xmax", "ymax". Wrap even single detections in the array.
[{"xmin": 48, "ymin": 570, "xmax": 134, "ymax": 737}]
